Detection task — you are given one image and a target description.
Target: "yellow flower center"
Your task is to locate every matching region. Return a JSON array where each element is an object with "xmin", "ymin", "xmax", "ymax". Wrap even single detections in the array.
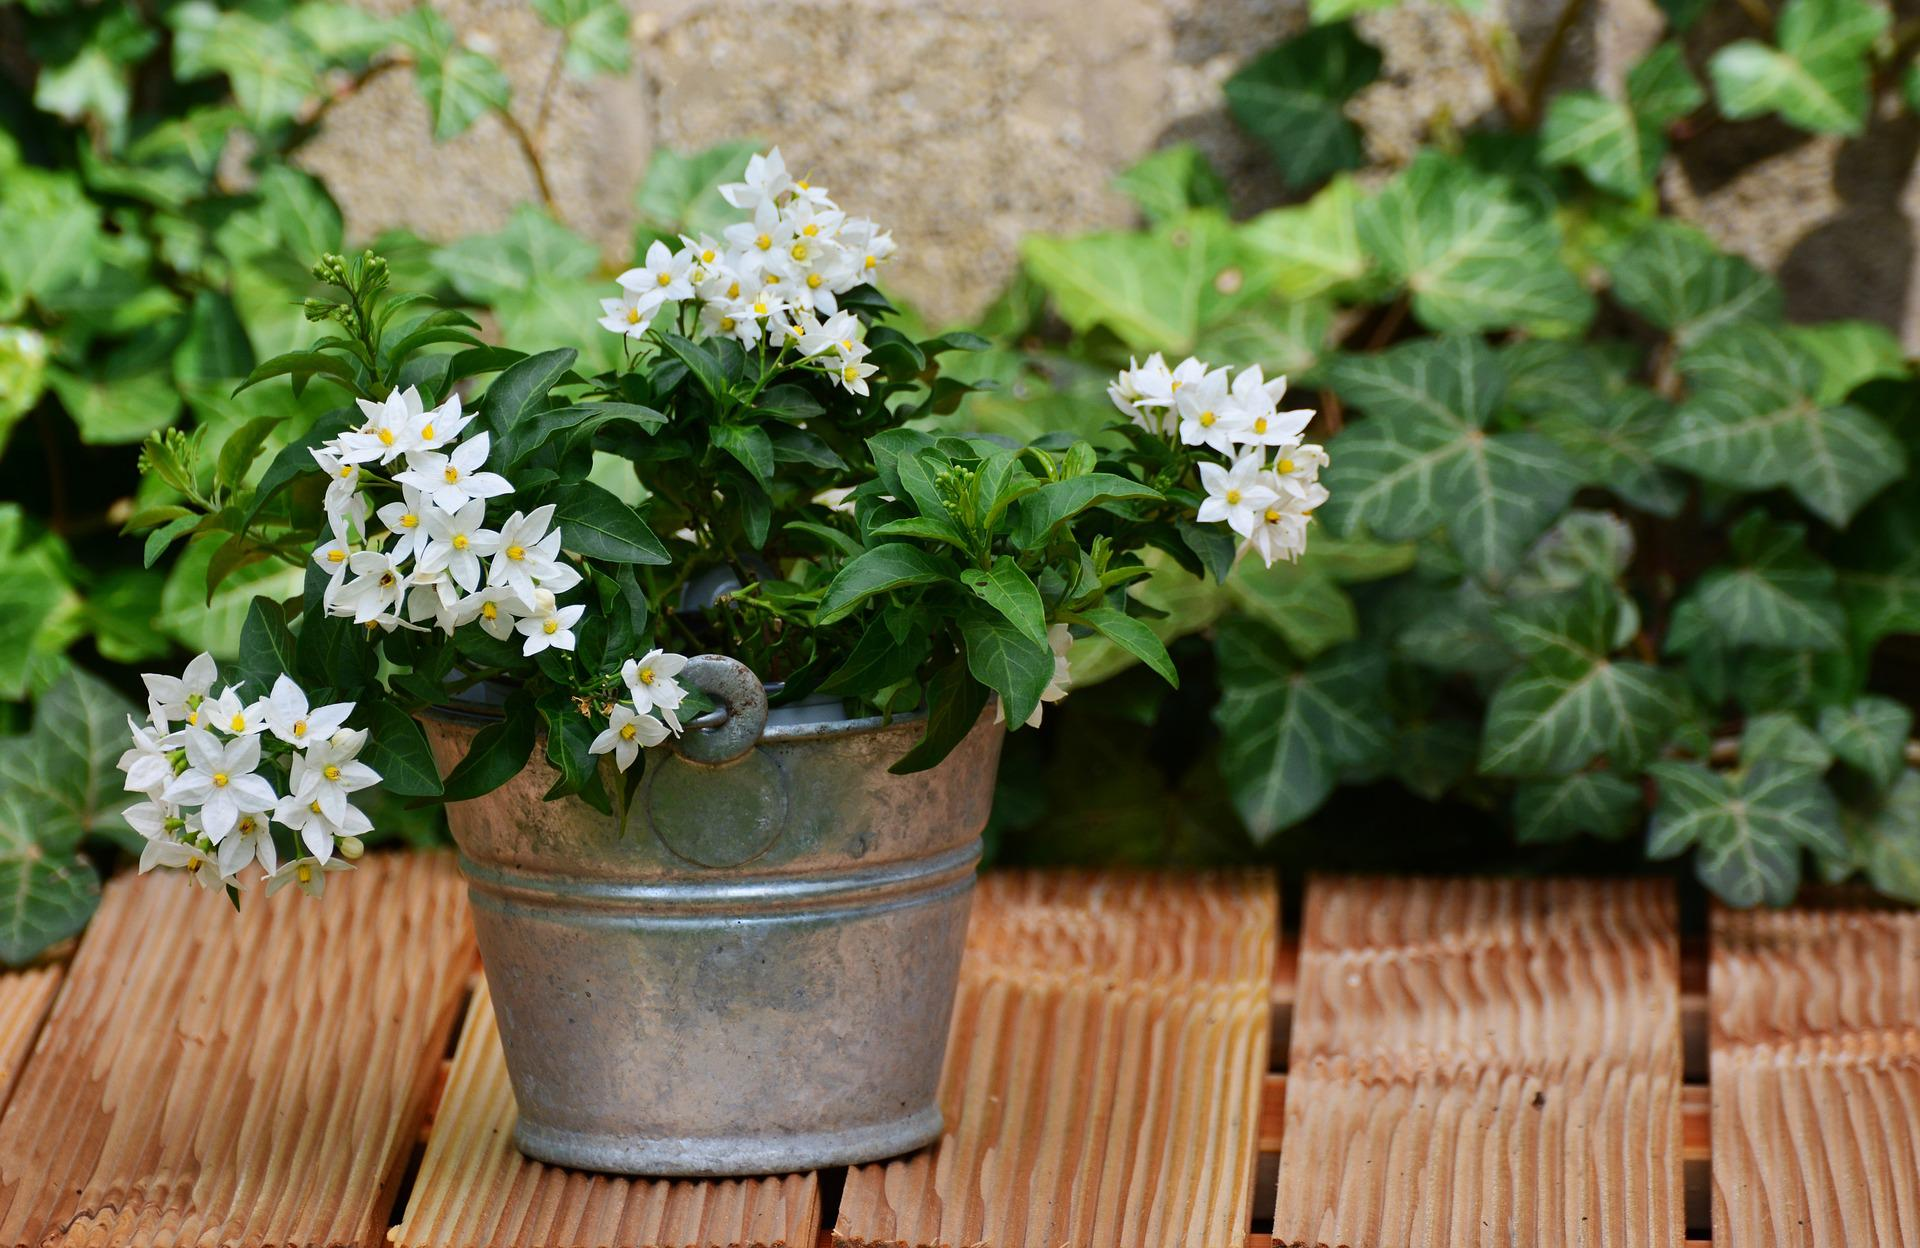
[
  {"xmin": 720, "ymin": 316, "xmax": 736, "ymax": 331},
  {"xmin": 802, "ymin": 223, "xmax": 819, "ymax": 237},
  {"xmin": 1170, "ymin": 379, "xmax": 1183, "ymax": 392},
  {"xmin": 481, "ymin": 601, "xmax": 498, "ymax": 620},
  {"xmin": 327, "ymin": 548, "xmax": 345, "ymax": 564},
  {"xmin": 806, "ymin": 273, "xmax": 822, "ymax": 289},
  {"xmin": 619, "ymin": 722, "xmax": 638, "ymax": 741},
  {"xmin": 309, "ymin": 800, "xmax": 322, "ymax": 814},
  {"xmin": 864, "ymin": 254, "xmax": 877, "ymax": 269},
  {"xmin": 543, "ymin": 619, "xmax": 559, "ymax": 635},
  {"xmin": 1225, "ymin": 489, "xmax": 1242, "ymax": 505},
  {"xmin": 238, "ymin": 818, "xmax": 256, "ymax": 835},
  {"xmin": 755, "ymin": 233, "xmax": 772, "ymax": 250},
  {"xmin": 506, "ymin": 544, "xmax": 524, "ymax": 561},
  {"xmin": 1277, "ymin": 458, "xmax": 1295, "ymax": 474},
  {"xmin": 753, "ymin": 300, "xmax": 768, "ymax": 315},
  {"xmin": 727, "ymin": 281, "xmax": 741, "ymax": 298},
  {"xmin": 297, "ymin": 865, "xmax": 312, "ymax": 884},
  {"xmin": 400, "ymin": 513, "xmax": 418, "ymax": 529},
  {"xmin": 790, "ymin": 242, "xmax": 809, "ymax": 261},
  {"xmin": 656, "ymin": 271, "xmax": 671, "ymax": 287},
  {"xmin": 421, "ymin": 423, "xmax": 435, "ymax": 440},
  {"xmin": 841, "ymin": 339, "xmax": 855, "ymax": 351},
  {"xmin": 323, "ymin": 764, "xmax": 341, "ymax": 781},
  {"xmin": 1253, "ymin": 417, "xmax": 1268, "ymax": 434},
  {"xmin": 842, "ymin": 365, "xmax": 860, "ymax": 381},
  {"xmin": 212, "ymin": 772, "xmax": 229, "ymax": 788},
  {"xmin": 1198, "ymin": 411, "xmax": 1215, "ymax": 427},
  {"xmin": 452, "ymin": 534, "xmax": 469, "ymax": 550},
  {"xmin": 293, "ymin": 719, "xmax": 307, "ymax": 738},
  {"xmin": 638, "ymin": 668, "xmax": 656, "ymax": 685},
  {"xmin": 377, "ymin": 428, "xmax": 394, "ymax": 446},
  {"xmin": 796, "ymin": 178, "xmax": 811, "ymax": 190},
  {"xmin": 379, "ymin": 572, "xmax": 395, "ymax": 588},
  {"xmin": 442, "ymin": 466, "xmax": 460, "ymax": 484},
  {"xmin": 187, "ymin": 709, "xmax": 198, "ymax": 725},
  {"xmin": 701, "ymin": 248, "xmax": 716, "ymax": 262},
  {"xmin": 627, "ymin": 307, "xmax": 643, "ymax": 324},
  {"xmin": 339, "ymin": 465, "xmax": 353, "ymax": 479},
  {"xmin": 229, "ymin": 713, "xmax": 247, "ymax": 732}
]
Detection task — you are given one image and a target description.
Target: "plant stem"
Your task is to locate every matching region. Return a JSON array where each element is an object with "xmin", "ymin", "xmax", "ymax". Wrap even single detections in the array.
[
  {"xmin": 533, "ymin": 33, "xmax": 567, "ymax": 142},
  {"xmin": 1732, "ymin": 0, "xmax": 1775, "ymax": 33},
  {"xmin": 1451, "ymin": 10, "xmax": 1533, "ymax": 128},
  {"xmin": 495, "ymin": 106, "xmax": 561, "ymax": 218},
  {"xmin": 1523, "ymin": 0, "xmax": 1593, "ymax": 127}
]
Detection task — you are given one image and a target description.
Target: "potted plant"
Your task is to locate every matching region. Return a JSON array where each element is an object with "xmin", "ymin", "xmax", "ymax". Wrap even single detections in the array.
[{"xmin": 115, "ymin": 150, "xmax": 1328, "ymax": 1176}]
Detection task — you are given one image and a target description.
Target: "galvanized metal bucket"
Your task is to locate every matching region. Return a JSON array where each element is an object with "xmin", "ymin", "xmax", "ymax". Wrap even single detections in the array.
[{"xmin": 422, "ymin": 656, "xmax": 1001, "ymax": 1177}]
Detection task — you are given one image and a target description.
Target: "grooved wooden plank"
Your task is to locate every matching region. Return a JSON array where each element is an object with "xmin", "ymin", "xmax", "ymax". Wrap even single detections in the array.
[
  {"xmin": 0, "ymin": 852, "xmax": 477, "ymax": 1247},
  {"xmin": 833, "ymin": 869, "xmax": 1276, "ymax": 1248},
  {"xmin": 1274, "ymin": 876, "xmax": 1684, "ymax": 1248},
  {"xmin": 1710, "ymin": 903, "xmax": 1920, "ymax": 1247},
  {"xmin": 0, "ymin": 963, "xmax": 62, "ymax": 1113},
  {"xmin": 389, "ymin": 977, "xmax": 820, "ymax": 1248}
]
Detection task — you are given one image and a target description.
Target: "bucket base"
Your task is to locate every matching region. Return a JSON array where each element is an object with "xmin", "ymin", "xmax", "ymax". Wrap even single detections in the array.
[{"xmin": 512, "ymin": 1104, "xmax": 946, "ymax": 1176}]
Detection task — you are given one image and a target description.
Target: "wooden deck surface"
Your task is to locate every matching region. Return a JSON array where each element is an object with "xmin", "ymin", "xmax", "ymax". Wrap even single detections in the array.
[{"xmin": 0, "ymin": 857, "xmax": 1904, "ymax": 1246}]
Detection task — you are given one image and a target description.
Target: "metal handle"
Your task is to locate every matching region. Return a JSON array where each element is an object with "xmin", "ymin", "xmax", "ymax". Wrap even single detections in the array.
[{"xmin": 672, "ymin": 656, "xmax": 769, "ymax": 765}]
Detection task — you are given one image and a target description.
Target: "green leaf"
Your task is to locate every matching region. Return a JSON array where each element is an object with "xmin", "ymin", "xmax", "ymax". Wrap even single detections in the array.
[
  {"xmin": 1078, "ymin": 606, "xmax": 1178, "ymax": 687},
  {"xmin": 818, "ymin": 611, "xmax": 932, "ymax": 698},
  {"xmin": 406, "ymin": 6, "xmax": 512, "ymax": 141},
  {"xmin": 439, "ymin": 692, "xmax": 537, "ymax": 803},
  {"xmin": 1227, "ymin": 560, "xmax": 1358, "ymax": 660},
  {"xmin": 959, "ymin": 609, "xmax": 1055, "ymax": 729},
  {"xmin": 236, "ymin": 598, "xmax": 297, "ymax": 693},
  {"xmin": 1241, "ymin": 176, "xmax": 1375, "ymax": 300},
  {"xmin": 1110, "ymin": 144, "xmax": 1229, "ymax": 224},
  {"xmin": 1839, "ymin": 483, "xmax": 1920, "ymax": 643},
  {"xmin": 889, "ymin": 652, "xmax": 989, "ymax": 776},
  {"xmin": 1647, "ymin": 760, "xmax": 1845, "ymax": 905},
  {"xmin": 1609, "ymin": 221, "xmax": 1783, "ymax": 346},
  {"xmin": 175, "ymin": 290, "xmax": 257, "ymax": 383},
  {"xmin": 1743, "ymin": 712, "xmax": 1834, "ymax": 770},
  {"xmin": 483, "ymin": 347, "xmax": 578, "ymax": 455},
  {"xmin": 1540, "ymin": 92, "xmax": 1664, "ymax": 197},
  {"xmin": 1656, "ymin": 325, "xmax": 1905, "ymax": 526},
  {"xmin": 1009, "ymin": 473, "xmax": 1160, "ymax": 550},
  {"xmin": 1319, "ymin": 336, "xmax": 1579, "ymax": 579},
  {"xmin": 656, "ymin": 332, "xmax": 729, "ymax": 402},
  {"xmin": 551, "ymin": 481, "xmax": 670, "ymax": 565},
  {"xmin": 963, "ymin": 558, "xmax": 1048, "ymax": 646},
  {"xmin": 434, "ymin": 206, "xmax": 600, "ymax": 305},
  {"xmin": 1708, "ymin": 0, "xmax": 1888, "ymax": 135},
  {"xmin": 1223, "ymin": 23, "xmax": 1381, "ymax": 189},
  {"xmin": 538, "ymin": 693, "xmax": 610, "ymax": 812},
  {"xmin": 712, "ymin": 423, "xmax": 774, "ymax": 487},
  {"xmin": 1514, "ymin": 771, "xmax": 1643, "ymax": 843},
  {"xmin": 1534, "ymin": 387, "xmax": 1688, "ymax": 518},
  {"xmin": 1682, "ymin": 512, "xmax": 1847, "ymax": 652},
  {"xmin": 1818, "ymin": 696, "xmax": 1912, "ymax": 788},
  {"xmin": 531, "ymin": 0, "xmax": 631, "ymax": 76},
  {"xmin": 817, "ymin": 544, "xmax": 957, "ymax": 625},
  {"xmin": 1852, "ymin": 769, "xmax": 1920, "ymax": 903},
  {"xmin": 0, "ymin": 667, "xmax": 141, "ymax": 855},
  {"xmin": 1787, "ymin": 321, "xmax": 1910, "ymax": 403},
  {"xmin": 359, "ymin": 703, "xmax": 445, "ymax": 798},
  {"xmin": 1213, "ymin": 621, "xmax": 1391, "ymax": 841},
  {"xmin": 1628, "ymin": 41, "xmax": 1707, "ymax": 126},
  {"xmin": 632, "ymin": 140, "xmax": 766, "ymax": 242},
  {"xmin": 1356, "ymin": 153, "xmax": 1594, "ymax": 335},
  {"xmin": 1020, "ymin": 211, "xmax": 1260, "ymax": 354},
  {"xmin": 46, "ymin": 366, "xmax": 182, "ymax": 445},
  {"xmin": 0, "ymin": 810, "xmax": 98, "ymax": 967}
]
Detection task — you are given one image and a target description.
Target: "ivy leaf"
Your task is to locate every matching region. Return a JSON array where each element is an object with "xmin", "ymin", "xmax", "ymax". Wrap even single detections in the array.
[
  {"xmin": 632, "ymin": 141, "xmax": 765, "ymax": 245},
  {"xmin": 0, "ymin": 667, "xmax": 141, "ymax": 855},
  {"xmin": 1019, "ymin": 211, "xmax": 1260, "ymax": 353},
  {"xmin": 434, "ymin": 206, "xmax": 600, "ymax": 306},
  {"xmin": 1110, "ymin": 144, "xmax": 1229, "ymax": 225},
  {"xmin": 402, "ymin": 6, "xmax": 512, "ymax": 141},
  {"xmin": 1818, "ymin": 695, "xmax": 1912, "ymax": 788},
  {"xmin": 1656, "ymin": 324, "xmax": 1905, "ymax": 526},
  {"xmin": 1628, "ymin": 41, "xmax": 1707, "ymax": 126},
  {"xmin": 551, "ymin": 481, "xmax": 670, "ymax": 565},
  {"xmin": 1223, "ymin": 23, "xmax": 1381, "ymax": 189},
  {"xmin": 1320, "ymin": 336, "xmax": 1579, "ymax": 579},
  {"xmin": 1851, "ymin": 770, "xmax": 1920, "ymax": 904},
  {"xmin": 1227, "ymin": 560, "xmax": 1357, "ymax": 660},
  {"xmin": 1647, "ymin": 760, "xmax": 1846, "ymax": 905},
  {"xmin": 1540, "ymin": 93, "xmax": 1664, "ymax": 198},
  {"xmin": 958, "ymin": 608, "xmax": 1055, "ymax": 729},
  {"xmin": 1356, "ymin": 153, "xmax": 1594, "ymax": 335},
  {"xmin": 1708, "ymin": 0, "xmax": 1888, "ymax": 136},
  {"xmin": 1609, "ymin": 222, "xmax": 1783, "ymax": 346},
  {"xmin": 530, "ymin": 0, "xmax": 631, "ymax": 77},
  {"xmin": 1538, "ymin": 394, "xmax": 1688, "ymax": 519},
  {"xmin": 1839, "ymin": 483, "xmax": 1920, "ymax": 643},
  {"xmin": 1680, "ymin": 511, "xmax": 1847, "ymax": 652},
  {"xmin": 1240, "ymin": 176, "xmax": 1376, "ymax": 301},
  {"xmin": 0, "ymin": 797, "xmax": 99, "ymax": 967},
  {"xmin": 1514, "ymin": 771, "xmax": 1643, "ymax": 843},
  {"xmin": 817, "ymin": 544, "xmax": 957, "ymax": 625},
  {"xmin": 1213, "ymin": 620, "xmax": 1392, "ymax": 841},
  {"xmin": 1788, "ymin": 321, "xmax": 1910, "ymax": 403},
  {"xmin": 1479, "ymin": 623, "xmax": 1686, "ymax": 775},
  {"xmin": 1743, "ymin": 711, "xmax": 1835, "ymax": 770}
]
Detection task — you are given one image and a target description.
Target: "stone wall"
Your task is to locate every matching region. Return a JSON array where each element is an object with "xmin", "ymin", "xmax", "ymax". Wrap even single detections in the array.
[{"xmin": 297, "ymin": 0, "xmax": 1920, "ymax": 342}]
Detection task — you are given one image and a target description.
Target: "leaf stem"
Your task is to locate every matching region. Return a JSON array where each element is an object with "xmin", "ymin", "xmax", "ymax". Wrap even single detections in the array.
[
  {"xmin": 1523, "ymin": 0, "xmax": 1593, "ymax": 127},
  {"xmin": 1451, "ymin": 10, "xmax": 1533, "ymax": 128}
]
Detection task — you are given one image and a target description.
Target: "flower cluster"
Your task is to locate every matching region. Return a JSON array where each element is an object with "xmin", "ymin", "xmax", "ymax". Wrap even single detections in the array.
[
  {"xmin": 1109, "ymin": 354, "xmax": 1328, "ymax": 568},
  {"xmin": 310, "ymin": 386, "xmax": 585, "ymax": 653},
  {"xmin": 586, "ymin": 648, "xmax": 691, "ymax": 770},
  {"xmin": 599, "ymin": 147, "xmax": 893, "ymax": 396},
  {"xmin": 117, "ymin": 654, "xmax": 378, "ymax": 897}
]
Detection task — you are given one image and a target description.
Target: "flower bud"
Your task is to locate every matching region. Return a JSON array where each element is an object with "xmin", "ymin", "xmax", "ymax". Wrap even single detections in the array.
[{"xmin": 338, "ymin": 835, "xmax": 365, "ymax": 861}]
